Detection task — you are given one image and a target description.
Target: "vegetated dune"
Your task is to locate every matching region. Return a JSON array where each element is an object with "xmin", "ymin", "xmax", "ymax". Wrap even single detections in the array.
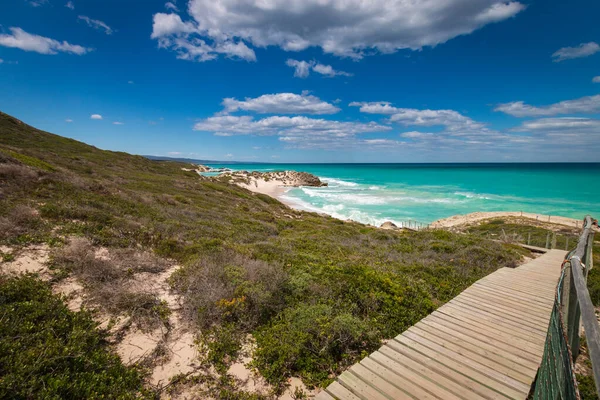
[{"xmin": 0, "ymin": 110, "xmax": 529, "ymax": 398}]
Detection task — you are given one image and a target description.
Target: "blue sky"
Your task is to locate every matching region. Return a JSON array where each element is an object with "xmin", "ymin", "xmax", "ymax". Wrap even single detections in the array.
[{"xmin": 1, "ymin": 0, "xmax": 599, "ymax": 162}]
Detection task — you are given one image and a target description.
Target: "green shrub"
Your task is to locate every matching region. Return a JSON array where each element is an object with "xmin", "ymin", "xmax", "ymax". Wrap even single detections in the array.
[
  {"xmin": 0, "ymin": 275, "xmax": 149, "ymax": 399},
  {"xmin": 253, "ymin": 303, "xmax": 378, "ymax": 387}
]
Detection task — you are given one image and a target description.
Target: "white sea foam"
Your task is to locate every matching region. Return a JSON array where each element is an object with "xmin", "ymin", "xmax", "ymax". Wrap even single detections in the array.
[
  {"xmin": 300, "ymin": 188, "xmax": 387, "ymax": 205},
  {"xmin": 454, "ymin": 191, "xmax": 493, "ymax": 200},
  {"xmin": 320, "ymin": 177, "xmax": 359, "ymax": 187}
]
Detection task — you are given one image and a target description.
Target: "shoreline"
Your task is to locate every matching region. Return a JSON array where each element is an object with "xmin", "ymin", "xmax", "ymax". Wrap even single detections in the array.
[{"xmin": 212, "ymin": 167, "xmax": 589, "ymax": 230}]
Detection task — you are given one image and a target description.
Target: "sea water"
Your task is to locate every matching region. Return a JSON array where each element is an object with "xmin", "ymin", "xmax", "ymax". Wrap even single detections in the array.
[{"xmin": 206, "ymin": 163, "xmax": 600, "ymax": 226}]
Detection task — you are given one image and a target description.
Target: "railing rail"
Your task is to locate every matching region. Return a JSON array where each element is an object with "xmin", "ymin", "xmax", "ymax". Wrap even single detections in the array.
[{"xmin": 531, "ymin": 215, "xmax": 598, "ymax": 398}]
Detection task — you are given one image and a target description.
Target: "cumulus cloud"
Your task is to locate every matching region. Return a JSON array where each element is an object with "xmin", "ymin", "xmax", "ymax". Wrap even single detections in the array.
[
  {"xmin": 165, "ymin": 2, "xmax": 179, "ymax": 11},
  {"xmin": 113, "ymin": 121, "xmax": 124, "ymax": 125},
  {"xmin": 152, "ymin": 0, "xmax": 524, "ymax": 61},
  {"xmin": 593, "ymin": 76, "xmax": 600, "ymax": 83},
  {"xmin": 222, "ymin": 93, "xmax": 340, "ymax": 115},
  {"xmin": 65, "ymin": 118, "xmax": 73, "ymax": 123},
  {"xmin": 78, "ymin": 16, "xmax": 114, "ymax": 35},
  {"xmin": 65, "ymin": 1, "xmax": 74, "ymax": 9},
  {"xmin": 286, "ymin": 59, "xmax": 352, "ymax": 78},
  {"xmin": 350, "ymin": 101, "xmax": 484, "ymax": 131},
  {"xmin": 552, "ymin": 42, "xmax": 599, "ymax": 62},
  {"xmin": 286, "ymin": 59, "xmax": 312, "ymax": 78},
  {"xmin": 193, "ymin": 115, "xmax": 391, "ymax": 149},
  {"xmin": 495, "ymin": 94, "xmax": 600, "ymax": 117},
  {"xmin": 151, "ymin": 13, "xmax": 255, "ymax": 62},
  {"xmin": 0, "ymin": 27, "xmax": 91, "ymax": 55},
  {"xmin": 90, "ymin": 114, "xmax": 103, "ymax": 120}
]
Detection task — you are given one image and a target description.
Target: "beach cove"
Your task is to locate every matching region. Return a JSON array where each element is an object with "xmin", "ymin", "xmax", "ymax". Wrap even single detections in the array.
[{"xmin": 205, "ymin": 163, "xmax": 600, "ymax": 227}]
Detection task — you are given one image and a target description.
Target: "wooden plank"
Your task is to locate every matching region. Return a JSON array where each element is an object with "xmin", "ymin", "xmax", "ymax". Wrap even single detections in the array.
[
  {"xmin": 379, "ymin": 343, "xmax": 507, "ymax": 400},
  {"xmin": 451, "ymin": 295, "xmax": 549, "ymax": 328},
  {"xmin": 438, "ymin": 304, "xmax": 546, "ymax": 346},
  {"xmin": 419, "ymin": 318, "xmax": 539, "ymax": 370},
  {"xmin": 315, "ymin": 390, "xmax": 336, "ymax": 400},
  {"xmin": 404, "ymin": 327, "xmax": 533, "ymax": 389},
  {"xmin": 360, "ymin": 357, "xmax": 456, "ymax": 400},
  {"xmin": 469, "ymin": 284, "xmax": 553, "ymax": 311},
  {"xmin": 338, "ymin": 371, "xmax": 390, "ymax": 400},
  {"xmin": 368, "ymin": 351, "xmax": 480, "ymax": 400},
  {"xmin": 458, "ymin": 290, "xmax": 553, "ymax": 316},
  {"xmin": 446, "ymin": 299, "xmax": 548, "ymax": 335},
  {"xmin": 350, "ymin": 363, "xmax": 417, "ymax": 400},
  {"xmin": 410, "ymin": 324, "xmax": 537, "ymax": 380},
  {"xmin": 442, "ymin": 302, "xmax": 547, "ymax": 338},
  {"xmin": 457, "ymin": 291, "xmax": 551, "ymax": 321},
  {"xmin": 430, "ymin": 311, "xmax": 543, "ymax": 356},
  {"xmin": 326, "ymin": 381, "xmax": 362, "ymax": 400},
  {"xmin": 474, "ymin": 280, "xmax": 555, "ymax": 306},
  {"xmin": 389, "ymin": 337, "xmax": 524, "ymax": 399}
]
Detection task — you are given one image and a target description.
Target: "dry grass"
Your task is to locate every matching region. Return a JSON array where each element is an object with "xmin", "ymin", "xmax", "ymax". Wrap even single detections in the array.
[
  {"xmin": 52, "ymin": 238, "xmax": 172, "ymax": 330},
  {"xmin": 171, "ymin": 250, "xmax": 288, "ymax": 331},
  {"xmin": 0, "ymin": 205, "xmax": 41, "ymax": 241}
]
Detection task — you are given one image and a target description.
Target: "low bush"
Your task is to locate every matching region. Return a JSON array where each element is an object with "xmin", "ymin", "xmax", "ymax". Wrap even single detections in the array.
[
  {"xmin": 0, "ymin": 275, "xmax": 149, "ymax": 399},
  {"xmin": 253, "ymin": 303, "xmax": 378, "ymax": 387}
]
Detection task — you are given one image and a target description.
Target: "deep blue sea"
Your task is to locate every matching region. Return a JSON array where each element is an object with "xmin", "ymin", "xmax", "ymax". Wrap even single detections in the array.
[{"xmin": 206, "ymin": 163, "xmax": 600, "ymax": 226}]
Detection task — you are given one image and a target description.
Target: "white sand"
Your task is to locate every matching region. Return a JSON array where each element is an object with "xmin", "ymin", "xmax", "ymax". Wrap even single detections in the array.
[{"xmin": 431, "ymin": 211, "xmax": 585, "ymax": 229}]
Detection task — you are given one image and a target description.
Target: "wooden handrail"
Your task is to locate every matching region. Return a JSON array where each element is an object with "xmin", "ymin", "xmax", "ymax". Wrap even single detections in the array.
[{"xmin": 563, "ymin": 215, "xmax": 599, "ymax": 395}]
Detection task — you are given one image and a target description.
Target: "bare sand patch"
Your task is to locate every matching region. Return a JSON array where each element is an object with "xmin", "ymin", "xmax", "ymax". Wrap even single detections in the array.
[{"xmin": 1, "ymin": 244, "xmax": 50, "ymax": 277}]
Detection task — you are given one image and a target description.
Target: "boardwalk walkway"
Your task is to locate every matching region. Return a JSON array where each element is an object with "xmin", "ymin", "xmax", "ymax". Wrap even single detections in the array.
[{"xmin": 316, "ymin": 249, "xmax": 567, "ymax": 400}]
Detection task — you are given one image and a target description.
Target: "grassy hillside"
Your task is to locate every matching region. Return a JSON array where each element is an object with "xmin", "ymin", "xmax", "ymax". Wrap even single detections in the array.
[{"xmin": 0, "ymin": 111, "xmax": 527, "ymax": 396}]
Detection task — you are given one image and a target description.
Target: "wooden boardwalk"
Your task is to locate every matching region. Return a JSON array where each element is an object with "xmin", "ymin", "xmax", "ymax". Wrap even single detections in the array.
[{"xmin": 316, "ymin": 249, "xmax": 567, "ymax": 400}]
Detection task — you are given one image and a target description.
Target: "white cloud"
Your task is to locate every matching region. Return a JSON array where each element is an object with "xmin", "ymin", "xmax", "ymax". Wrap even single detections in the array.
[
  {"xmin": 165, "ymin": 2, "xmax": 179, "ymax": 11},
  {"xmin": 151, "ymin": 13, "xmax": 255, "ymax": 62},
  {"xmin": 225, "ymin": 153, "xmax": 234, "ymax": 158},
  {"xmin": 350, "ymin": 101, "xmax": 484, "ymax": 131},
  {"xmin": 513, "ymin": 117, "xmax": 600, "ymax": 133},
  {"xmin": 65, "ymin": 118, "xmax": 73, "ymax": 123},
  {"xmin": 286, "ymin": 59, "xmax": 312, "ymax": 78},
  {"xmin": 495, "ymin": 94, "xmax": 600, "ymax": 117},
  {"xmin": 222, "ymin": 93, "xmax": 340, "ymax": 115},
  {"xmin": 593, "ymin": 76, "xmax": 600, "ymax": 83},
  {"xmin": 312, "ymin": 63, "xmax": 353, "ymax": 78},
  {"xmin": 65, "ymin": 1, "xmax": 74, "ymax": 9},
  {"xmin": 152, "ymin": 0, "xmax": 524, "ymax": 61},
  {"xmin": 193, "ymin": 115, "xmax": 391, "ymax": 149},
  {"xmin": 400, "ymin": 131, "xmax": 434, "ymax": 138},
  {"xmin": 0, "ymin": 27, "xmax": 91, "ymax": 55},
  {"xmin": 113, "ymin": 121, "xmax": 124, "ymax": 125},
  {"xmin": 286, "ymin": 59, "xmax": 352, "ymax": 78},
  {"xmin": 78, "ymin": 16, "xmax": 114, "ymax": 35},
  {"xmin": 90, "ymin": 114, "xmax": 103, "ymax": 120},
  {"xmin": 552, "ymin": 42, "xmax": 600, "ymax": 62},
  {"xmin": 27, "ymin": 0, "xmax": 48, "ymax": 7},
  {"xmin": 168, "ymin": 151, "xmax": 182, "ymax": 155}
]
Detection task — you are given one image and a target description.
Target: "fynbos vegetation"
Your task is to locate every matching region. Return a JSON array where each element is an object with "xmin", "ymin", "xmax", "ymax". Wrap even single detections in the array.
[{"xmin": 0, "ymin": 111, "xmax": 529, "ymax": 396}]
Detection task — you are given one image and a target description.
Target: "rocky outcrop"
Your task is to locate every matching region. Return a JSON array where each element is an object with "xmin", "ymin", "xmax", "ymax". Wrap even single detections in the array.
[
  {"xmin": 218, "ymin": 169, "xmax": 327, "ymax": 188},
  {"xmin": 380, "ymin": 221, "xmax": 398, "ymax": 230}
]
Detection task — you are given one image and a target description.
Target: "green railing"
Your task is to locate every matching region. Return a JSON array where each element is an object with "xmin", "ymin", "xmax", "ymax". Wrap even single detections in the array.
[{"xmin": 530, "ymin": 215, "xmax": 598, "ymax": 399}]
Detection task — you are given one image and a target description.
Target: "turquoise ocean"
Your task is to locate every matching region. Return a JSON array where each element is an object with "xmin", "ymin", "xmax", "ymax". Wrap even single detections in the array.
[{"xmin": 206, "ymin": 163, "xmax": 600, "ymax": 227}]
